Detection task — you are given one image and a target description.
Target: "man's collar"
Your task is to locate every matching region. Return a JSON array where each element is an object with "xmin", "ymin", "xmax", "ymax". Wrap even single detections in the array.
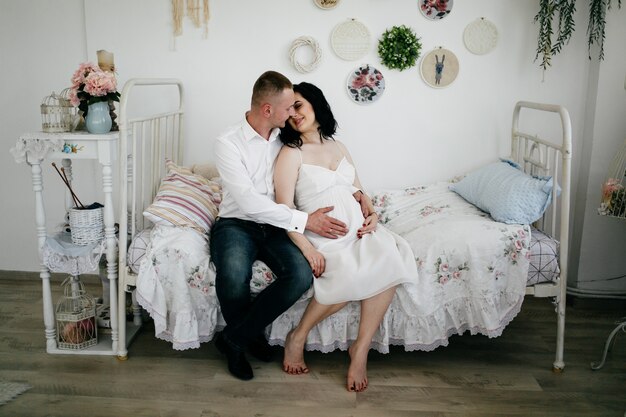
[{"xmin": 243, "ymin": 114, "xmax": 280, "ymax": 143}]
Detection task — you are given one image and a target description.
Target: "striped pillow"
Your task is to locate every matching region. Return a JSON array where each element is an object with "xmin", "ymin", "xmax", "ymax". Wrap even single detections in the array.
[{"xmin": 143, "ymin": 160, "xmax": 222, "ymax": 233}]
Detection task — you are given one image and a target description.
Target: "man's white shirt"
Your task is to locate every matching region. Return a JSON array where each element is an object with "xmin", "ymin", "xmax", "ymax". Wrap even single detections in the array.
[{"xmin": 214, "ymin": 117, "xmax": 308, "ymax": 233}]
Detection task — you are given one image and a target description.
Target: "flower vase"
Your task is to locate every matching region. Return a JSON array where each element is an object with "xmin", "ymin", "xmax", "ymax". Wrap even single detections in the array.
[{"xmin": 85, "ymin": 101, "xmax": 112, "ymax": 134}]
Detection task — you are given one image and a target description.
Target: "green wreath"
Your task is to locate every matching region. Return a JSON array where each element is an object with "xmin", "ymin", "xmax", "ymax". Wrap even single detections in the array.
[{"xmin": 378, "ymin": 25, "xmax": 422, "ymax": 71}]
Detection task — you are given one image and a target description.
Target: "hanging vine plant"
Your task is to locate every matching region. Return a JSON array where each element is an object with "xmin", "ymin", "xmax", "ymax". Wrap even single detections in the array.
[
  {"xmin": 534, "ymin": 0, "xmax": 622, "ymax": 70},
  {"xmin": 587, "ymin": 0, "xmax": 622, "ymax": 60},
  {"xmin": 378, "ymin": 25, "xmax": 422, "ymax": 71}
]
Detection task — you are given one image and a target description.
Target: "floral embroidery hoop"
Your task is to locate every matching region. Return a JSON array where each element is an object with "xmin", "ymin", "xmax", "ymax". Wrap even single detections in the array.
[
  {"xmin": 420, "ymin": 47, "xmax": 459, "ymax": 89},
  {"xmin": 313, "ymin": 0, "xmax": 340, "ymax": 10},
  {"xmin": 419, "ymin": 0, "xmax": 454, "ymax": 20},
  {"xmin": 289, "ymin": 36, "xmax": 322, "ymax": 73},
  {"xmin": 346, "ymin": 64, "xmax": 385, "ymax": 104},
  {"xmin": 331, "ymin": 19, "xmax": 371, "ymax": 61},
  {"xmin": 463, "ymin": 17, "xmax": 499, "ymax": 55}
]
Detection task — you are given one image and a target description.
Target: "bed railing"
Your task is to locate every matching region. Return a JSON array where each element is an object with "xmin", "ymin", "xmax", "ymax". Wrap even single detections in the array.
[
  {"xmin": 511, "ymin": 100, "xmax": 572, "ymax": 371},
  {"xmin": 117, "ymin": 78, "xmax": 184, "ymax": 359}
]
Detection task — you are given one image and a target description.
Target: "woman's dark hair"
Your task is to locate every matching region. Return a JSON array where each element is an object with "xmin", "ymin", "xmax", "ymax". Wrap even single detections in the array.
[{"xmin": 279, "ymin": 82, "xmax": 338, "ymax": 148}]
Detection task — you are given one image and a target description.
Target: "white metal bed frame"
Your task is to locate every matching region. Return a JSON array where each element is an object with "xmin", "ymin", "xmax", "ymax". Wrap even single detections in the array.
[
  {"xmin": 511, "ymin": 101, "xmax": 572, "ymax": 372},
  {"xmin": 114, "ymin": 94, "xmax": 573, "ymax": 372},
  {"xmin": 116, "ymin": 78, "xmax": 184, "ymax": 360}
]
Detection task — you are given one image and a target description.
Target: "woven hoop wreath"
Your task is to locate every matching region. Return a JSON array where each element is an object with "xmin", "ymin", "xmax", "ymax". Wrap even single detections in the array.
[{"xmin": 289, "ymin": 36, "xmax": 322, "ymax": 73}]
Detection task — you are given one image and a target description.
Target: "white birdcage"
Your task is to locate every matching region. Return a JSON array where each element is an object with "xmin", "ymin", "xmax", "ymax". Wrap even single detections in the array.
[
  {"xmin": 56, "ymin": 276, "xmax": 97, "ymax": 350},
  {"xmin": 598, "ymin": 138, "xmax": 626, "ymax": 219},
  {"xmin": 41, "ymin": 91, "xmax": 73, "ymax": 133},
  {"xmin": 59, "ymin": 87, "xmax": 80, "ymax": 131}
]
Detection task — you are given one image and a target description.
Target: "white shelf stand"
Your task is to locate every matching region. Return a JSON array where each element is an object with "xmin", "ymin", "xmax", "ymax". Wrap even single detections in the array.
[{"xmin": 12, "ymin": 131, "xmax": 137, "ymax": 355}]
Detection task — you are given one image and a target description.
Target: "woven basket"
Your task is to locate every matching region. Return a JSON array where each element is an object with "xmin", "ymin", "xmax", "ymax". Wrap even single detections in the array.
[{"xmin": 69, "ymin": 207, "xmax": 104, "ymax": 245}]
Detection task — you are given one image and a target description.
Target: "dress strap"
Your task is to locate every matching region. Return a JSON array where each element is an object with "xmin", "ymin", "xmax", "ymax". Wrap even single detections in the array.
[
  {"xmin": 296, "ymin": 146, "xmax": 303, "ymax": 165},
  {"xmin": 332, "ymin": 140, "xmax": 347, "ymax": 160}
]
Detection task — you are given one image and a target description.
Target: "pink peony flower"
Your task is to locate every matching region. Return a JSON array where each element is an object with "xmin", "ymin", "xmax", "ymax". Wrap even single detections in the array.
[
  {"xmin": 84, "ymin": 71, "xmax": 117, "ymax": 97},
  {"xmin": 68, "ymin": 89, "xmax": 80, "ymax": 107},
  {"xmin": 435, "ymin": 0, "xmax": 448, "ymax": 12},
  {"xmin": 69, "ymin": 61, "xmax": 120, "ymax": 116},
  {"xmin": 71, "ymin": 62, "xmax": 100, "ymax": 87},
  {"xmin": 602, "ymin": 178, "xmax": 624, "ymax": 202},
  {"xmin": 352, "ymin": 74, "xmax": 371, "ymax": 90},
  {"xmin": 440, "ymin": 263, "xmax": 449, "ymax": 272}
]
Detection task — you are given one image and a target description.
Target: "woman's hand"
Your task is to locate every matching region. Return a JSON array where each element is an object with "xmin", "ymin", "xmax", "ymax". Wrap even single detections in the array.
[
  {"xmin": 354, "ymin": 191, "xmax": 375, "ymax": 219},
  {"xmin": 304, "ymin": 249, "xmax": 326, "ymax": 278},
  {"xmin": 357, "ymin": 212, "xmax": 378, "ymax": 238}
]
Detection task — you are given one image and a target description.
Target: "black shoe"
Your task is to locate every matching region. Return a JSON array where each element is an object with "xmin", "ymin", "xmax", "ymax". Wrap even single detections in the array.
[
  {"xmin": 215, "ymin": 332, "xmax": 253, "ymax": 381},
  {"xmin": 248, "ymin": 334, "xmax": 274, "ymax": 362}
]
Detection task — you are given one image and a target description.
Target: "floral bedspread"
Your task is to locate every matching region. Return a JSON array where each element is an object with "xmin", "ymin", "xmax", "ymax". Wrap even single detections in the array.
[{"xmin": 137, "ymin": 182, "xmax": 531, "ymax": 353}]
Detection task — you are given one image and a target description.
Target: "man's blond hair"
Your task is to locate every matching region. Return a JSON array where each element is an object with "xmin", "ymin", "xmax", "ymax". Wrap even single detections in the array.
[{"xmin": 251, "ymin": 71, "xmax": 293, "ymax": 107}]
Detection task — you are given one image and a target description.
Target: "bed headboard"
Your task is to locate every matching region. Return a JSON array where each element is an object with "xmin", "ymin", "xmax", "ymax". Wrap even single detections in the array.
[
  {"xmin": 511, "ymin": 100, "xmax": 572, "ymax": 238},
  {"xmin": 117, "ymin": 78, "xmax": 185, "ymax": 270},
  {"xmin": 511, "ymin": 101, "xmax": 571, "ymax": 299}
]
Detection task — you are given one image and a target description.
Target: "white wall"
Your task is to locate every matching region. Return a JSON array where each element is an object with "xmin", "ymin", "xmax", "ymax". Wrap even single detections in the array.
[
  {"xmin": 571, "ymin": 9, "xmax": 626, "ymax": 293},
  {"xmin": 1, "ymin": 0, "xmax": 623, "ymax": 293},
  {"xmin": 1, "ymin": 0, "xmax": 90, "ymax": 272}
]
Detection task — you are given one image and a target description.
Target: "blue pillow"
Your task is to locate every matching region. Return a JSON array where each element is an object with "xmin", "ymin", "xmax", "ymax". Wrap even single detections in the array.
[{"xmin": 450, "ymin": 161, "xmax": 555, "ymax": 224}]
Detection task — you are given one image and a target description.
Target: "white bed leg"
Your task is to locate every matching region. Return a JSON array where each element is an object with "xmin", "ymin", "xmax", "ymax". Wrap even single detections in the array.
[
  {"xmin": 131, "ymin": 290, "xmax": 142, "ymax": 326},
  {"xmin": 118, "ymin": 278, "xmax": 128, "ymax": 360},
  {"xmin": 553, "ymin": 294, "xmax": 566, "ymax": 372}
]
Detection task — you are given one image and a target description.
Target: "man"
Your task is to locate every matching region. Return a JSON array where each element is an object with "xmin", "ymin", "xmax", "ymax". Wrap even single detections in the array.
[{"xmin": 211, "ymin": 71, "xmax": 353, "ymax": 380}]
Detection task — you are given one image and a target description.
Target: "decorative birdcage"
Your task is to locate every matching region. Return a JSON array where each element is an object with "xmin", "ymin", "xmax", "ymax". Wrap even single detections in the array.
[
  {"xmin": 59, "ymin": 87, "xmax": 80, "ymax": 131},
  {"xmin": 598, "ymin": 138, "xmax": 626, "ymax": 219},
  {"xmin": 41, "ymin": 91, "xmax": 73, "ymax": 133},
  {"xmin": 56, "ymin": 276, "xmax": 97, "ymax": 350}
]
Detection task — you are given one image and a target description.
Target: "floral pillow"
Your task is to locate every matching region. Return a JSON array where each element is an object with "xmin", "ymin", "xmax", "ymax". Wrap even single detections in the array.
[{"xmin": 143, "ymin": 159, "xmax": 222, "ymax": 233}]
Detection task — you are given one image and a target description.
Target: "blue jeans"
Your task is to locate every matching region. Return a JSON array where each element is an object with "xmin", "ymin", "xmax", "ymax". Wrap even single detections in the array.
[{"xmin": 210, "ymin": 217, "xmax": 312, "ymax": 351}]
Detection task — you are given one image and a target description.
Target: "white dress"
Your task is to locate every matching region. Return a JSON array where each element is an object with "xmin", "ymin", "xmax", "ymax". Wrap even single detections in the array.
[{"xmin": 295, "ymin": 155, "xmax": 418, "ymax": 305}]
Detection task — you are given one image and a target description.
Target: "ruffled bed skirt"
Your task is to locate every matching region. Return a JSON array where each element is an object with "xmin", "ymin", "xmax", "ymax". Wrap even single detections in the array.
[
  {"xmin": 267, "ymin": 286, "xmax": 524, "ymax": 354},
  {"xmin": 136, "ymin": 184, "xmax": 531, "ymax": 353},
  {"xmin": 136, "ymin": 225, "xmax": 526, "ymax": 353}
]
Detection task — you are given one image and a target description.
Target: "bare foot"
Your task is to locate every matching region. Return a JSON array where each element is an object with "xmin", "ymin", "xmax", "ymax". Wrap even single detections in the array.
[
  {"xmin": 282, "ymin": 329, "xmax": 309, "ymax": 375},
  {"xmin": 347, "ymin": 343, "xmax": 369, "ymax": 392}
]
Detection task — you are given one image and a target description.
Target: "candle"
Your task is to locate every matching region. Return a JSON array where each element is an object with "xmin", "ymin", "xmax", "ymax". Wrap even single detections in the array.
[{"xmin": 97, "ymin": 50, "xmax": 115, "ymax": 72}]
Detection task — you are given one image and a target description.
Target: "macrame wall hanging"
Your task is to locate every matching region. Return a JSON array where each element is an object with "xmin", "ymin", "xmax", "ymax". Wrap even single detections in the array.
[{"xmin": 172, "ymin": 0, "xmax": 210, "ymax": 38}]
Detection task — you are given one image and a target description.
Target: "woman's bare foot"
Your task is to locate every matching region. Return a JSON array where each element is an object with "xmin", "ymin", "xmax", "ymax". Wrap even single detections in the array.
[
  {"xmin": 347, "ymin": 343, "xmax": 369, "ymax": 392},
  {"xmin": 282, "ymin": 329, "xmax": 309, "ymax": 375}
]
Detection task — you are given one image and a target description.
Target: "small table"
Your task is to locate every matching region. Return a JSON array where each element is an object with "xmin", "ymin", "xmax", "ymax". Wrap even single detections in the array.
[
  {"xmin": 12, "ymin": 131, "xmax": 120, "ymax": 355},
  {"xmin": 591, "ymin": 318, "xmax": 626, "ymax": 370}
]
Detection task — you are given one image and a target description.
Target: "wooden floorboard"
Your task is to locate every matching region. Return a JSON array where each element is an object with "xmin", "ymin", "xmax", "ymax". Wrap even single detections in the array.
[{"xmin": 0, "ymin": 274, "xmax": 624, "ymax": 417}]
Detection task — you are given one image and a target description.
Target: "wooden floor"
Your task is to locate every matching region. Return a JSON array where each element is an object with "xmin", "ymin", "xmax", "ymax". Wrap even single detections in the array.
[{"xmin": 0, "ymin": 273, "xmax": 624, "ymax": 417}]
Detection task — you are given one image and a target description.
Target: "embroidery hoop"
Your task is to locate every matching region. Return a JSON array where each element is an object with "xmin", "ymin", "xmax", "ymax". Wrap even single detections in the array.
[
  {"xmin": 345, "ymin": 64, "xmax": 385, "ymax": 105},
  {"xmin": 463, "ymin": 17, "xmax": 498, "ymax": 55},
  {"xmin": 313, "ymin": 0, "xmax": 340, "ymax": 10},
  {"xmin": 289, "ymin": 36, "xmax": 322, "ymax": 73},
  {"xmin": 420, "ymin": 47, "xmax": 459, "ymax": 89},
  {"xmin": 331, "ymin": 19, "xmax": 371, "ymax": 61},
  {"xmin": 419, "ymin": 0, "xmax": 454, "ymax": 20}
]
